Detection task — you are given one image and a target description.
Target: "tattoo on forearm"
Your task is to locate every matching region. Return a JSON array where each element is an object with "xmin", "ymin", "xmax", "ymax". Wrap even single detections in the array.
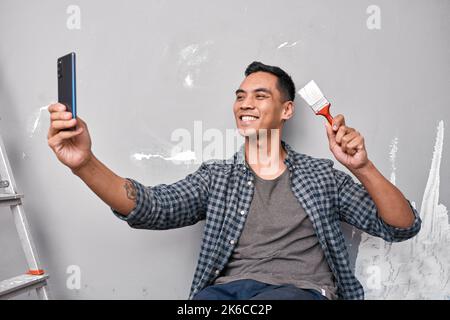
[{"xmin": 124, "ymin": 180, "xmax": 137, "ymax": 201}]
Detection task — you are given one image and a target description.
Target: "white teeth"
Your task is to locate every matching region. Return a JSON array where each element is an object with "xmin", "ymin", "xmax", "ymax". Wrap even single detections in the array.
[{"xmin": 241, "ymin": 116, "xmax": 258, "ymax": 121}]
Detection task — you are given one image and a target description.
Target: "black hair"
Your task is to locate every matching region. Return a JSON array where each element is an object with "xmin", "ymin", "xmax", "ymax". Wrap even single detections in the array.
[{"xmin": 244, "ymin": 61, "xmax": 296, "ymax": 102}]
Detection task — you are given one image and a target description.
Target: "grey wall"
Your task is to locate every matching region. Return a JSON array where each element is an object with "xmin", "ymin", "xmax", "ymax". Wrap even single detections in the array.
[{"xmin": 0, "ymin": 0, "xmax": 449, "ymax": 299}]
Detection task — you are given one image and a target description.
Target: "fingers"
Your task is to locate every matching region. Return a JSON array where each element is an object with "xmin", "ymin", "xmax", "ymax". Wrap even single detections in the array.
[
  {"xmin": 48, "ymin": 103, "xmax": 66, "ymax": 113},
  {"xmin": 340, "ymin": 130, "xmax": 363, "ymax": 154},
  {"xmin": 50, "ymin": 111, "xmax": 73, "ymax": 121},
  {"xmin": 335, "ymin": 125, "xmax": 354, "ymax": 144},
  {"xmin": 339, "ymin": 129, "xmax": 358, "ymax": 147},
  {"xmin": 48, "ymin": 102, "xmax": 77, "ymax": 138},
  {"xmin": 51, "ymin": 119, "xmax": 77, "ymax": 131},
  {"xmin": 48, "ymin": 103, "xmax": 72, "ymax": 121},
  {"xmin": 48, "ymin": 113, "xmax": 75, "ymax": 138},
  {"xmin": 328, "ymin": 114, "xmax": 365, "ymax": 156},
  {"xmin": 331, "ymin": 114, "xmax": 345, "ymax": 130},
  {"xmin": 47, "ymin": 127, "xmax": 83, "ymax": 149},
  {"xmin": 347, "ymin": 135, "xmax": 364, "ymax": 151}
]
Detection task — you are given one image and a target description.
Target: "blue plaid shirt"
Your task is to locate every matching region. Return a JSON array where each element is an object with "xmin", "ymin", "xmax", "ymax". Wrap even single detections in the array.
[{"xmin": 112, "ymin": 140, "xmax": 421, "ymax": 299}]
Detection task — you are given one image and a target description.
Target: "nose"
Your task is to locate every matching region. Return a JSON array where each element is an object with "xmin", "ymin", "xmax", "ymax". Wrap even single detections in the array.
[{"xmin": 241, "ymin": 97, "xmax": 255, "ymax": 110}]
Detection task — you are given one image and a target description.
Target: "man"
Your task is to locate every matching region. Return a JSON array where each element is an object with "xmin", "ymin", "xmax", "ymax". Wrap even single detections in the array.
[{"xmin": 47, "ymin": 61, "xmax": 421, "ymax": 300}]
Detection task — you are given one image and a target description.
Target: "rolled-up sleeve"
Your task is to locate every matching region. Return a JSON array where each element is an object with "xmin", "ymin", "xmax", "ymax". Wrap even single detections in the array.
[
  {"xmin": 333, "ymin": 167, "xmax": 421, "ymax": 242},
  {"xmin": 112, "ymin": 163, "xmax": 211, "ymax": 230}
]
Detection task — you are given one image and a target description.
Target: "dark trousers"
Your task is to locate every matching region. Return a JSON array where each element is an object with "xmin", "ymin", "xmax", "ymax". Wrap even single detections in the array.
[{"xmin": 192, "ymin": 279, "xmax": 328, "ymax": 300}]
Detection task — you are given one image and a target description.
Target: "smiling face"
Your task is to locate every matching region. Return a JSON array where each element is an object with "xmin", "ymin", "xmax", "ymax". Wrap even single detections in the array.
[{"xmin": 233, "ymin": 71, "xmax": 294, "ymax": 137}]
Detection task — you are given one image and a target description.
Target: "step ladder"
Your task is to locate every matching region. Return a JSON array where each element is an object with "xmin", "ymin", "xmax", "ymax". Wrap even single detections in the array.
[{"xmin": 0, "ymin": 135, "xmax": 50, "ymax": 300}]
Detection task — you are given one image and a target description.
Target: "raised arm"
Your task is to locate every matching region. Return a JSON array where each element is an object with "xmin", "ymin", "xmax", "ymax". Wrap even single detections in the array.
[
  {"xmin": 47, "ymin": 103, "xmax": 136, "ymax": 215},
  {"xmin": 71, "ymin": 154, "xmax": 137, "ymax": 215}
]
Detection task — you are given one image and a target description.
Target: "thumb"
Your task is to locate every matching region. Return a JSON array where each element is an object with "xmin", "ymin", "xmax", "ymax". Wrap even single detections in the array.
[
  {"xmin": 75, "ymin": 117, "xmax": 89, "ymax": 131},
  {"xmin": 76, "ymin": 116, "xmax": 86, "ymax": 127},
  {"xmin": 325, "ymin": 122, "xmax": 336, "ymax": 149},
  {"xmin": 325, "ymin": 121, "xmax": 334, "ymax": 139}
]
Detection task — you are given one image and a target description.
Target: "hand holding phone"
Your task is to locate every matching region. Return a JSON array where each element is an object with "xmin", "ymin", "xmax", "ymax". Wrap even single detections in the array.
[
  {"xmin": 49, "ymin": 52, "xmax": 93, "ymax": 171},
  {"xmin": 57, "ymin": 52, "xmax": 77, "ymax": 122},
  {"xmin": 47, "ymin": 103, "xmax": 92, "ymax": 172}
]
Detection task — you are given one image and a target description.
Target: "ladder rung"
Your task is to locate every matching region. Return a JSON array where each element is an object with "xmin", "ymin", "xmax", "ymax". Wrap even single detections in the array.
[
  {"xmin": 0, "ymin": 274, "xmax": 49, "ymax": 299},
  {"xmin": 0, "ymin": 193, "xmax": 23, "ymax": 207}
]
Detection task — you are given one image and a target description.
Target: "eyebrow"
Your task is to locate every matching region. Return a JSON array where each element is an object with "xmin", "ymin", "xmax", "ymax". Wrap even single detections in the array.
[{"xmin": 235, "ymin": 88, "xmax": 273, "ymax": 95}]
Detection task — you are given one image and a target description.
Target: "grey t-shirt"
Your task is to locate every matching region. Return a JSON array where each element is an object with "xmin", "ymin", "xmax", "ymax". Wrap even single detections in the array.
[{"xmin": 214, "ymin": 167, "xmax": 337, "ymax": 300}]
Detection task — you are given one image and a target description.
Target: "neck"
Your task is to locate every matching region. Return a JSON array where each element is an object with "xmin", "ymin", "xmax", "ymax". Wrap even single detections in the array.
[{"xmin": 244, "ymin": 129, "xmax": 286, "ymax": 176}]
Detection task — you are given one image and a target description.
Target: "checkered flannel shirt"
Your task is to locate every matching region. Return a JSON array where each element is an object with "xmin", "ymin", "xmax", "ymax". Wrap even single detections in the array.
[{"xmin": 112, "ymin": 140, "xmax": 421, "ymax": 299}]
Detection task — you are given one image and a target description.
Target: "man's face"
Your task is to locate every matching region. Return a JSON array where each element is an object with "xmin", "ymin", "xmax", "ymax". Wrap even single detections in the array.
[{"xmin": 233, "ymin": 71, "xmax": 292, "ymax": 137}]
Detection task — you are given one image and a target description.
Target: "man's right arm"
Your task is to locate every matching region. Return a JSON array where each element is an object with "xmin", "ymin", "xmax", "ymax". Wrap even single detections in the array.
[
  {"xmin": 71, "ymin": 153, "xmax": 212, "ymax": 229},
  {"xmin": 47, "ymin": 102, "xmax": 136, "ymax": 216},
  {"xmin": 47, "ymin": 102, "xmax": 210, "ymax": 229},
  {"xmin": 72, "ymin": 154, "xmax": 136, "ymax": 216}
]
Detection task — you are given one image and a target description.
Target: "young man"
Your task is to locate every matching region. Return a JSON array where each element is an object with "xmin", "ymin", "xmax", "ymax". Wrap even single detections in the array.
[{"xmin": 47, "ymin": 61, "xmax": 421, "ymax": 300}]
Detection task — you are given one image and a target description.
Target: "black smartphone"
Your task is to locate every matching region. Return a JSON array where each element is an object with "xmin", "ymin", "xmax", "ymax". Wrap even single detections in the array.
[{"xmin": 57, "ymin": 52, "xmax": 77, "ymax": 121}]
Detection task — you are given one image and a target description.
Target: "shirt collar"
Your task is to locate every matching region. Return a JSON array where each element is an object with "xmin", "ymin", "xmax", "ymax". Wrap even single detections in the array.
[{"xmin": 235, "ymin": 139, "xmax": 296, "ymax": 169}]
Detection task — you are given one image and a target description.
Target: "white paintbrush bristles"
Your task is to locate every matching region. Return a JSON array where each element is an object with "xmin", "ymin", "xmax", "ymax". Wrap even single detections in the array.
[{"xmin": 298, "ymin": 80, "xmax": 329, "ymax": 113}]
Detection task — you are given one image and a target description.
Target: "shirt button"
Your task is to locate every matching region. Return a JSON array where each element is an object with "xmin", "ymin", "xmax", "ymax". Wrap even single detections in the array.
[
  {"xmin": 215, "ymin": 269, "xmax": 220, "ymax": 275},
  {"xmin": 240, "ymin": 210, "xmax": 246, "ymax": 215},
  {"xmin": 247, "ymin": 181, "xmax": 252, "ymax": 186},
  {"xmin": 229, "ymin": 239, "xmax": 236, "ymax": 245}
]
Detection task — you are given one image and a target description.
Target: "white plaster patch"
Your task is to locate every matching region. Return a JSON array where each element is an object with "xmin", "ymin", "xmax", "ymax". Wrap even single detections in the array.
[
  {"xmin": 132, "ymin": 150, "xmax": 196, "ymax": 163},
  {"xmin": 277, "ymin": 41, "xmax": 298, "ymax": 49},
  {"xmin": 184, "ymin": 74, "xmax": 194, "ymax": 88},
  {"xmin": 29, "ymin": 105, "xmax": 50, "ymax": 137},
  {"xmin": 178, "ymin": 41, "xmax": 213, "ymax": 88},
  {"xmin": 355, "ymin": 120, "xmax": 449, "ymax": 299},
  {"xmin": 389, "ymin": 136, "xmax": 398, "ymax": 185}
]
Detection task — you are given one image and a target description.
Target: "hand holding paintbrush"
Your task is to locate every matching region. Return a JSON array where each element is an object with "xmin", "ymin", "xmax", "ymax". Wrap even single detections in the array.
[{"xmin": 298, "ymin": 80, "xmax": 370, "ymax": 171}]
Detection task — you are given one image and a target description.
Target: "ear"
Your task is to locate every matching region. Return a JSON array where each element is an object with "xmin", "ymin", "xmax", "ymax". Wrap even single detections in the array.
[{"xmin": 281, "ymin": 101, "xmax": 294, "ymax": 121}]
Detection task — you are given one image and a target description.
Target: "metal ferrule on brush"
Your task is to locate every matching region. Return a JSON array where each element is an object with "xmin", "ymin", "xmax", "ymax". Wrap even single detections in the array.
[{"xmin": 312, "ymin": 96, "xmax": 330, "ymax": 113}]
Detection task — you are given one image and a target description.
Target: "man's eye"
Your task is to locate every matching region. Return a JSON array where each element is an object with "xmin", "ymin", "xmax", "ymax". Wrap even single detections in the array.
[
  {"xmin": 256, "ymin": 95, "xmax": 266, "ymax": 99},
  {"xmin": 236, "ymin": 96, "xmax": 244, "ymax": 100}
]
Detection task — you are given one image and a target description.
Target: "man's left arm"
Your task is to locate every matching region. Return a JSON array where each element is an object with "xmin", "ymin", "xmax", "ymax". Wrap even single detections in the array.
[
  {"xmin": 325, "ymin": 114, "xmax": 421, "ymax": 237},
  {"xmin": 349, "ymin": 159, "xmax": 415, "ymax": 227}
]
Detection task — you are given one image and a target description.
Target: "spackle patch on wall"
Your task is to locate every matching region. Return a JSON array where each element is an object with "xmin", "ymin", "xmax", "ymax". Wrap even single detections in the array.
[
  {"xmin": 184, "ymin": 74, "xmax": 194, "ymax": 88},
  {"xmin": 389, "ymin": 136, "xmax": 398, "ymax": 185},
  {"xmin": 132, "ymin": 150, "xmax": 196, "ymax": 163},
  {"xmin": 178, "ymin": 41, "xmax": 213, "ymax": 89},
  {"xmin": 355, "ymin": 120, "xmax": 449, "ymax": 299},
  {"xmin": 277, "ymin": 41, "xmax": 298, "ymax": 49},
  {"xmin": 29, "ymin": 105, "xmax": 50, "ymax": 137}
]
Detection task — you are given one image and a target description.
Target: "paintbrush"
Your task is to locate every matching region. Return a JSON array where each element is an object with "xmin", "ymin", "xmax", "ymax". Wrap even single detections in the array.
[{"xmin": 298, "ymin": 80, "xmax": 333, "ymax": 125}]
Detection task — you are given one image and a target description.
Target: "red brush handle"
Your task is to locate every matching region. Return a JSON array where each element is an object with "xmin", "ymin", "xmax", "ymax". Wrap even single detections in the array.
[{"xmin": 316, "ymin": 103, "xmax": 333, "ymax": 125}]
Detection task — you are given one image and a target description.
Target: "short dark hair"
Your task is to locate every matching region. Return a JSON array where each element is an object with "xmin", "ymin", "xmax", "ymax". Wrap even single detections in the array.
[{"xmin": 244, "ymin": 61, "xmax": 296, "ymax": 102}]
